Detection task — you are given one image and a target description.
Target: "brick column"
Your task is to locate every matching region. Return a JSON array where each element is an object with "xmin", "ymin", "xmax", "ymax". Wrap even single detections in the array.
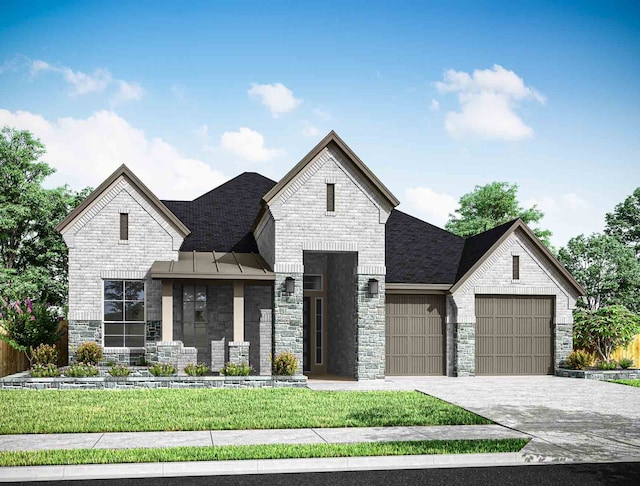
[
  {"xmin": 273, "ymin": 272, "xmax": 303, "ymax": 373},
  {"xmin": 355, "ymin": 274, "xmax": 386, "ymax": 380}
]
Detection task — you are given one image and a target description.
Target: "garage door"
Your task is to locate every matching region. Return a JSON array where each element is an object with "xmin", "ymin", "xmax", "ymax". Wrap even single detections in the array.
[
  {"xmin": 475, "ymin": 295, "xmax": 554, "ymax": 375},
  {"xmin": 385, "ymin": 294, "xmax": 445, "ymax": 375}
]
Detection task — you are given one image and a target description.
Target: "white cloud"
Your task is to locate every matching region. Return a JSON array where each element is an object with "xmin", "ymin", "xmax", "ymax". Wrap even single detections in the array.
[
  {"xmin": 0, "ymin": 109, "xmax": 227, "ymax": 200},
  {"xmin": 220, "ymin": 127, "xmax": 284, "ymax": 162},
  {"xmin": 248, "ymin": 83, "xmax": 302, "ymax": 117},
  {"xmin": 429, "ymin": 99, "xmax": 440, "ymax": 111},
  {"xmin": 111, "ymin": 80, "xmax": 145, "ymax": 105},
  {"xmin": 435, "ymin": 64, "xmax": 544, "ymax": 141},
  {"xmin": 30, "ymin": 59, "xmax": 143, "ymax": 102},
  {"xmin": 404, "ymin": 187, "xmax": 459, "ymax": 228},
  {"xmin": 302, "ymin": 125, "xmax": 320, "ymax": 137}
]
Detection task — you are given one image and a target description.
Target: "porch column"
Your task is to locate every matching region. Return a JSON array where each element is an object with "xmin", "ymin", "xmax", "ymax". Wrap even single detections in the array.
[
  {"xmin": 161, "ymin": 280, "xmax": 174, "ymax": 342},
  {"xmin": 233, "ymin": 281, "xmax": 245, "ymax": 342}
]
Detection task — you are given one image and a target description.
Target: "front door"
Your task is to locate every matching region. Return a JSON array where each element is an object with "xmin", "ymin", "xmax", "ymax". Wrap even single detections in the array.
[{"xmin": 303, "ymin": 275, "xmax": 326, "ymax": 375}]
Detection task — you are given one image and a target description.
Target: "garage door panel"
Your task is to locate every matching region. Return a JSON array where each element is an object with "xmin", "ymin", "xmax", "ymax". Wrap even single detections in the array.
[
  {"xmin": 386, "ymin": 294, "xmax": 445, "ymax": 375},
  {"xmin": 476, "ymin": 296, "xmax": 553, "ymax": 375}
]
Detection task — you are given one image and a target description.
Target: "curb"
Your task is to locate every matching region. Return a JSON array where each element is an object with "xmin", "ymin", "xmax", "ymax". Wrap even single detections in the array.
[{"xmin": 0, "ymin": 452, "xmax": 535, "ymax": 482}]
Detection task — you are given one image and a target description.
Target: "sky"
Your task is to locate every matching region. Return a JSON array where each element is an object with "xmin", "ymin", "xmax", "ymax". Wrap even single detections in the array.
[{"xmin": 0, "ymin": 0, "xmax": 639, "ymax": 248}]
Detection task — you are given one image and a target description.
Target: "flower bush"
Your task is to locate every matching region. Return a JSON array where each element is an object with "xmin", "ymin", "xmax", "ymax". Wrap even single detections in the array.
[
  {"xmin": 220, "ymin": 362, "xmax": 252, "ymax": 376},
  {"xmin": 31, "ymin": 344, "xmax": 58, "ymax": 367},
  {"xmin": 0, "ymin": 297, "xmax": 63, "ymax": 366},
  {"xmin": 149, "ymin": 362, "xmax": 176, "ymax": 376},
  {"xmin": 65, "ymin": 363, "xmax": 99, "ymax": 377},
  {"xmin": 108, "ymin": 364, "xmax": 131, "ymax": 377},
  {"xmin": 272, "ymin": 352, "xmax": 299, "ymax": 376},
  {"xmin": 30, "ymin": 364, "xmax": 60, "ymax": 377},
  {"xmin": 75, "ymin": 341, "xmax": 103, "ymax": 365},
  {"xmin": 564, "ymin": 350, "xmax": 593, "ymax": 370},
  {"xmin": 184, "ymin": 362, "xmax": 209, "ymax": 376}
]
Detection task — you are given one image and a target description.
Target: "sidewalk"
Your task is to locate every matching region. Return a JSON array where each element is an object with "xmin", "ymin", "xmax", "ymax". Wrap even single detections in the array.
[
  {"xmin": 0, "ymin": 424, "xmax": 543, "ymax": 482},
  {"xmin": 0, "ymin": 424, "xmax": 528, "ymax": 452}
]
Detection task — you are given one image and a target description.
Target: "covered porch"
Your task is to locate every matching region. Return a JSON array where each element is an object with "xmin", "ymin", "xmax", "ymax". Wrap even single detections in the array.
[{"xmin": 150, "ymin": 251, "xmax": 274, "ymax": 374}]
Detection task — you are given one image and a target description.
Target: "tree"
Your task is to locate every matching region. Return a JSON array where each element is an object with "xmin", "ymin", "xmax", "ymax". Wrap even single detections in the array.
[
  {"xmin": 445, "ymin": 181, "xmax": 553, "ymax": 247},
  {"xmin": 0, "ymin": 126, "xmax": 91, "ymax": 307},
  {"xmin": 0, "ymin": 297, "xmax": 63, "ymax": 366},
  {"xmin": 605, "ymin": 187, "xmax": 640, "ymax": 257},
  {"xmin": 573, "ymin": 305, "xmax": 640, "ymax": 363},
  {"xmin": 558, "ymin": 233, "xmax": 640, "ymax": 312}
]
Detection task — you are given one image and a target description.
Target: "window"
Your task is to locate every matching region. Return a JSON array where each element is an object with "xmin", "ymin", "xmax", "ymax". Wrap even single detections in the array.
[
  {"xmin": 120, "ymin": 213, "xmax": 129, "ymax": 241},
  {"xmin": 303, "ymin": 275, "xmax": 323, "ymax": 291},
  {"xmin": 182, "ymin": 284, "xmax": 207, "ymax": 350},
  {"xmin": 326, "ymin": 183, "xmax": 335, "ymax": 212},
  {"xmin": 315, "ymin": 298, "xmax": 323, "ymax": 365},
  {"xmin": 103, "ymin": 280, "xmax": 145, "ymax": 347},
  {"xmin": 512, "ymin": 255, "xmax": 520, "ymax": 280}
]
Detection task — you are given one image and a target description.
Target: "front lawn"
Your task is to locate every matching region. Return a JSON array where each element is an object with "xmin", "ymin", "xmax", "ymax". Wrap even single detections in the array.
[
  {"xmin": 0, "ymin": 388, "xmax": 490, "ymax": 434},
  {"xmin": 0, "ymin": 439, "xmax": 528, "ymax": 467},
  {"xmin": 610, "ymin": 379, "xmax": 640, "ymax": 388}
]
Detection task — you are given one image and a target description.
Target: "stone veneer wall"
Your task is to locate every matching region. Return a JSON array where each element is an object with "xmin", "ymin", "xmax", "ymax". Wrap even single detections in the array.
[
  {"xmin": 228, "ymin": 342, "xmax": 250, "ymax": 365},
  {"xmin": 145, "ymin": 341, "xmax": 197, "ymax": 371},
  {"xmin": 454, "ymin": 322, "xmax": 475, "ymax": 376},
  {"xmin": 355, "ymin": 274, "xmax": 386, "ymax": 380},
  {"xmin": 273, "ymin": 272, "xmax": 303, "ymax": 373},
  {"xmin": 145, "ymin": 320, "xmax": 162, "ymax": 344},
  {"xmin": 245, "ymin": 284, "xmax": 273, "ymax": 375},
  {"xmin": 327, "ymin": 253, "xmax": 357, "ymax": 378},
  {"xmin": 68, "ymin": 320, "xmax": 101, "ymax": 363}
]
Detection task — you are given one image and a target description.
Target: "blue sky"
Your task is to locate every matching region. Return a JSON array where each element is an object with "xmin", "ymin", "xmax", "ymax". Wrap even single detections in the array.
[{"xmin": 1, "ymin": 0, "xmax": 638, "ymax": 248}]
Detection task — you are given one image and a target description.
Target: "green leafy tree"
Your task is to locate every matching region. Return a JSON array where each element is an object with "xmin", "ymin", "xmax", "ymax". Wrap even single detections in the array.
[
  {"xmin": 558, "ymin": 233, "xmax": 640, "ymax": 312},
  {"xmin": 445, "ymin": 181, "xmax": 552, "ymax": 247},
  {"xmin": 0, "ymin": 297, "xmax": 63, "ymax": 366},
  {"xmin": 573, "ymin": 306, "xmax": 640, "ymax": 363},
  {"xmin": 605, "ymin": 187, "xmax": 640, "ymax": 257},
  {"xmin": 0, "ymin": 126, "xmax": 91, "ymax": 307}
]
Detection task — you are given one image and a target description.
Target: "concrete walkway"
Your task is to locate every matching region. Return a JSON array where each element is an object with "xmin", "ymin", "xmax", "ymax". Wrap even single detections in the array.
[{"xmin": 0, "ymin": 425, "xmax": 527, "ymax": 452}]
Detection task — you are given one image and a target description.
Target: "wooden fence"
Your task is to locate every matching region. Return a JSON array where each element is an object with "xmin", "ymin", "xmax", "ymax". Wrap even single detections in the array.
[
  {"xmin": 612, "ymin": 334, "xmax": 640, "ymax": 366},
  {"xmin": 0, "ymin": 321, "xmax": 68, "ymax": 378}
]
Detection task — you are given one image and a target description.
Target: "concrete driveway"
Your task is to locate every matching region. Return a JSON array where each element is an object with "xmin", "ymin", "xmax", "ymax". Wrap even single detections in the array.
[{"xmin": 309, "ymin": 376, "xmax": 640, "ymax": 463}]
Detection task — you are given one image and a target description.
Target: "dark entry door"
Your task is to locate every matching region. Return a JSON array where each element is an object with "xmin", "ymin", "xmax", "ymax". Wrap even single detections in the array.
[{"xmin": 303, "ymin": 297, "xmax": 310, "ymax": 373}]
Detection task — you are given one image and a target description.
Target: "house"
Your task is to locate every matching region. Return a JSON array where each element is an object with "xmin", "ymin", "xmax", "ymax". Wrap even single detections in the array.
[{"xmin": 56, "ymin": 131, "xmax": 584, "ymax": 379}]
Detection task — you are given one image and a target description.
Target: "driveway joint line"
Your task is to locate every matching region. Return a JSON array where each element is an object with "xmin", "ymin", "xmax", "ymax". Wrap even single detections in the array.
[
  {"xmin": 91, "ymin": 433, "xmax": 104, "ymax": 449},
  {"xmin": 209, "ymin": 430, "xmax": 214, "ymax": 446}
]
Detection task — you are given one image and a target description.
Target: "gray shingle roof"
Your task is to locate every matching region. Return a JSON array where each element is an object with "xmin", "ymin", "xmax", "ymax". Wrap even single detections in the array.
[{"xmin": 161, "ymin": 173, "xmax": 516, "ymax": 285}]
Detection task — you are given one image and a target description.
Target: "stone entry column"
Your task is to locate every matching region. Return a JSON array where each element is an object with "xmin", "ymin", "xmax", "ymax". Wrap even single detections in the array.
[
  {"xmin": 228, "ymin": 341, "xmax": 250, "ymax": 365},
  {"xmin": 273, "ymin": 272, "xmax": 303, "ymax": 373},
  {"xmin": 161, "ymin": 280, "xmax": 174, "ymax": 342},
  {"xmin": 355, "ymin": 274, "xmax": 386, "ymax": 380}
]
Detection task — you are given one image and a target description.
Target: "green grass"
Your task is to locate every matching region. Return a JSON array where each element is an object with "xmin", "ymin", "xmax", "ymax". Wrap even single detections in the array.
[
  {"xmin": 0, "ymin": 388, "xmax": 490, "ymax": 434},
  {"xmin": 610, "ymin": 379, "xmax": 640, "ymax": 388},
  {"xmin": 0, "ymin": 439, "xmax": 528, "ymax": 467}
]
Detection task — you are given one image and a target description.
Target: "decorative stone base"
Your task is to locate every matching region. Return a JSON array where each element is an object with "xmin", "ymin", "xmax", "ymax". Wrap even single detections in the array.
[
  {"xmin": 145, "ymin": 341, "xmax": 197, "ymax": 372},
  {"xmin": 556, "ymin": 368, "xmax": 640, "ymax": 380},
  {"xmin": 211, "ymin": 338, "xmax": 226, "ymax": 372},
  {"xmin": 228, "ymin": 341, "xmax": 250, "ymax": 365},
  {"xmin": 455, "ymin": 322, "xmax": 475, "ymax": 376},
  {"xmin": 103, "ymin": 348, "xmax": 146, "ymax": 366},
  {"xmin": 355, "ymin": 274, "xmax": 385, "ymax": 380},
  {"xmin": 0, "ymin": 372, "xmax": 307, "ymax": 389},
  {"xmin": 68, "ymin": 320, "xmax": 101, "ymax": 364}
]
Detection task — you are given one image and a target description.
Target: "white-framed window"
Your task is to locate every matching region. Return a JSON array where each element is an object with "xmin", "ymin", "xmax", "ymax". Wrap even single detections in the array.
[
  {"xmin": 303, "ymin": 274, "xmax": 323, "ymax": 291},
  {"xmin": 103, "ymin": 280, "xmax": 145, "ymax": 347}
]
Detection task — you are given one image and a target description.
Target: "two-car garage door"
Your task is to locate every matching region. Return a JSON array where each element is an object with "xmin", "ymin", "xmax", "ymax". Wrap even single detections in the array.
[{"xmin": 385, "ymin": 294, "xmax": 554, "ymax": 376}]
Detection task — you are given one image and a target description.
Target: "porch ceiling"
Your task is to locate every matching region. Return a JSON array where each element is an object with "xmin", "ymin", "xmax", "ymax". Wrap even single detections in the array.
[{"xmin": 150, "ymin": 251, "xmax": 275, "ymax": 280}]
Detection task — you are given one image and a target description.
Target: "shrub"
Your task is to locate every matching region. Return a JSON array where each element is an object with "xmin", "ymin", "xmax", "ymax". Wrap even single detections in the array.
[
  {"xmin": 108, "ymin": 364, "xmax": 131, "ymax": 377},
  {"xmin": 65, "ymin": 363, "xmax": 99, "ymax": 377},
  {"xmin": 75, "ymin": 341, "xmax": 103, "ymax": 365},
  {"xmin": 596, "ymin": 360, "xmax": 617, "ymax": 371},
  {"xmin": 31, "ymin": 344, "xmax": 58, "ymax": 367},
  {"xmin": 573, "ymin": 306, "xmax": 640, "ymax": 362},
  {"xmin": 618, "ymin": 357, "xmax": 634, "ymax": 369},
  {"xmin": 565, "ymin": 350, "xmax": 593, "ymax": 370},
  {"xmin": 184, "ymin": 362, "xmax": 209, "ymax": 376},
  {"xmin": 0, "ymin": 297, "xmax": 63, "ymax": 366},
  {"xmin": 272, "ymin": 352, "xmax": 299, "ymax": 376},
  {"xmin": 30, "ymin": 364, "xmax": 60, "ymax": 377},
  {"xmin": 149, "ymin": 362, "xmax": 176, "ymax": 376},
  {"xmin": 220, "ymin": 362, "xmax": 252, "ymax": 376}
]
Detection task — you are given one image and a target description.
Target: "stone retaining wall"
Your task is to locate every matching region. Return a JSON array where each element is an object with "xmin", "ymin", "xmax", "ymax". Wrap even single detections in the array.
[
  {"xmin": 556, "ymin": 368, "xmax": 640, "ymax": 380},
  {"xmin": 0, "ymin": 372, "xmax": 307, "ymax": 390}
]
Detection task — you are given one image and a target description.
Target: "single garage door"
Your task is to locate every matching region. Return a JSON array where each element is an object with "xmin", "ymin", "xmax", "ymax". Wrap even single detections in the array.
[
  {"xmin": 475, "ymin": 295, "xmax": 554, "ymax": 375},
  {"xmin": 386, "ymin": 294, "xmax": 445, "ymax": 375}
]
